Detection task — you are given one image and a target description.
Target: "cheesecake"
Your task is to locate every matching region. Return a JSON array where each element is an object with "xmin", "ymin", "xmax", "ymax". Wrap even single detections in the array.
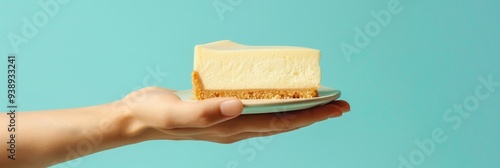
[{"xmin": 192, "ymin": 40, "xmax": 321, "ymax": 100}]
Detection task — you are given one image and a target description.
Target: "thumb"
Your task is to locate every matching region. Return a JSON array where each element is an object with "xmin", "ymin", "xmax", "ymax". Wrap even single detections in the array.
[{"xmin": 171, "ymin": 97, "xmax": 243, "ymax": 128}]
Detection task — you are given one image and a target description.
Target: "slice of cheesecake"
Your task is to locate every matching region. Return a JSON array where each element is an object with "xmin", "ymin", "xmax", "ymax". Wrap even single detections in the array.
[{"xmin": 192, "ymin": 40, "xmax": 321, "ymax": 100}]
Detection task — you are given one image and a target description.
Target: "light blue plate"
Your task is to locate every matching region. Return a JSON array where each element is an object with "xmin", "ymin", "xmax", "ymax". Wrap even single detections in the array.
[{"xmin": 174, "ymin": 86, "xmax": 341, "ymax": 114}]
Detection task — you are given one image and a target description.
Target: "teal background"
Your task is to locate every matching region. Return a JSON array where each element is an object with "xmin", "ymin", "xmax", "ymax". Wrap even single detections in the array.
[{"xmin": 1, "ymin": 0, "xmax": 499, "ymax": 167}]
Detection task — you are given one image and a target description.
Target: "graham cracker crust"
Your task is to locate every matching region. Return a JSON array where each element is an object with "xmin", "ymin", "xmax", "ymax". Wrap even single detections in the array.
[{"xmin": 192, "ymin": 71, "xmax": 318, "ymax": 100}]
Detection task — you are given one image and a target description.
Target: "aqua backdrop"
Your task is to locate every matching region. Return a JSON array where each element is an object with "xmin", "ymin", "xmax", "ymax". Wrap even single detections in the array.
[{"xmin": 1, "ymin": 0, "xmax": 499, "ymax": 167}]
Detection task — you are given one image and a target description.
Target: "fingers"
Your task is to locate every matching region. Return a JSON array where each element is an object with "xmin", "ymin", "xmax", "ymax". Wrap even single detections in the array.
[
  {"xmin": 206, "ymin": 128, "xmax": 300, "ymax": 144},
  {"xmin": 228, "ymin": 103, "xmax": 345, "ymax": 133},
  {"xmin": 166, "ymin": 97, "xmax": 243, "ymax": 129},
  {"xmin": 325, "ymin": 104, "xmax": 344, "ymax": 118},
  {"xmin": 226, "ymin": 126, "xmax": 302, "ymax": 143},
  {"xmin": 178, "ymin": 101, "xmax": 349, "ymax": 136},
  {"xmin": 205, "ymin": 101, "xmax": 350, "ymax": 143},
  {"xmin": 328, "ymin": 100, "xmax": 350, "ymax": 112}
]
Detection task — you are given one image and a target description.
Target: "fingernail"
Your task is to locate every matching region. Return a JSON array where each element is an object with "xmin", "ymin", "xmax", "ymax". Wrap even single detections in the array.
[
  {"xmin": 329, "ymin": 111, "xmax": 342, "ymax": 118},
  {"xmin": 343, "ymin": 108, "xmax": 351, "ymax": 113},
  {"xmin": 338, "ymin": 101, "xmax": 350, "ymax": 112},
  {"xmin": 327, "ymin": 105, "xmax": 343, "ymax": 118},
  {"xmin": 220, "ymin": 99, "xmax": 243, "ymax": 117}
]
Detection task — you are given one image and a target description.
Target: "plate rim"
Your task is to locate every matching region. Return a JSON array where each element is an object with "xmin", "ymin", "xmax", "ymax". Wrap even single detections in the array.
[{"xmin": 173, "ymin": 86, "xmax": 341, "ymax": 106}]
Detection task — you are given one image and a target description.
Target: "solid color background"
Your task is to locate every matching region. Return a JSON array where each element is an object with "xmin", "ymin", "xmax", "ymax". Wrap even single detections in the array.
[{"xmin": 1, "ymin": 0, "xmax": 499, "ymax": 167}]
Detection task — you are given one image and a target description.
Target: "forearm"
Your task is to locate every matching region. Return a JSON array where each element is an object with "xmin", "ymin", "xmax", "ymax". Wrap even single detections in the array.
[
  {"xmin": 0, "ymin": 86, "xmax": 350, "ymax": 167},
  {"xmin": 0, "ymin": 101, "xmax": 147, "ymax": 168}
]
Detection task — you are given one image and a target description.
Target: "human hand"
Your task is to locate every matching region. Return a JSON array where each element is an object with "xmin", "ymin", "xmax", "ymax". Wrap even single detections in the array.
[{"xmin": 122, "ymin": 87, "xmax": 350, "ymax": 144}]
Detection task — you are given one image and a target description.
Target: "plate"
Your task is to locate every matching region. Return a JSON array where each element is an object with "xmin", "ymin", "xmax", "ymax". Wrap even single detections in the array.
[{"xmin": 173, "ymin": 86, "xmax": 341, "ymax": 114}]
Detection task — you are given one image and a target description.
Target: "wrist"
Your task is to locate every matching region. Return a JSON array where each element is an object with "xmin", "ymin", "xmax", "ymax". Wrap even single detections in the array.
[{"xmin": 104, "ymin": 100, "xmax": 150, "ymax": 144}]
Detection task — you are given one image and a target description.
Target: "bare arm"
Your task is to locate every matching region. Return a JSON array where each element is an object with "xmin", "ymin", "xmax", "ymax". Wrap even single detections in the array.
[{"xmin": 0, "ymin": 87, "xmax": 350, "ymax": 168}]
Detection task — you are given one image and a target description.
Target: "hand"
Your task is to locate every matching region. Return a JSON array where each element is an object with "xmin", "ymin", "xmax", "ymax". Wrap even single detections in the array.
[
  {"xmin": 0, "ymin": 86, "xmax": 350, "ymax": 167},
  {"xmin": 123, "ymin": 87, "xmax": 350, "ymax": 144}
]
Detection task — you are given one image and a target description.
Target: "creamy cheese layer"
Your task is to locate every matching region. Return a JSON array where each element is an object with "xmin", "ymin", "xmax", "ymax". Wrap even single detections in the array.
[{"xmin": 194, "ymin": 40, "xmax": 320, "ymax": 90}]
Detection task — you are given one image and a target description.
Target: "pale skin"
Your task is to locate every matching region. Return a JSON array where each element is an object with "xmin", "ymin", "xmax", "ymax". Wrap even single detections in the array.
[{"xmin": 0, "ymin": 86, "xmax": 350, "ymax": 168}]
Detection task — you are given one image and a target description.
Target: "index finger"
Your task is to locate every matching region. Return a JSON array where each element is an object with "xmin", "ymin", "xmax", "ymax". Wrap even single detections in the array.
[{"xmin": 212, "ymin": 100, "xmax": 350, "ymax": 133}]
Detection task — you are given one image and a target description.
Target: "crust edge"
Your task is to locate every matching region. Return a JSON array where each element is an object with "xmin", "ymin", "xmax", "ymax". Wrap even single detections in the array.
[{"xmin": 192, "ymin": 71, "xmax": 318, "ymax": 100}]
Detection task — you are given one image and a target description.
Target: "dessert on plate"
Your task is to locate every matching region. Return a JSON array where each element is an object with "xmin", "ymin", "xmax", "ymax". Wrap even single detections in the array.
[{"xmin": 192, "ymin": 40, "xmax": 320, "ymax": 100}]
